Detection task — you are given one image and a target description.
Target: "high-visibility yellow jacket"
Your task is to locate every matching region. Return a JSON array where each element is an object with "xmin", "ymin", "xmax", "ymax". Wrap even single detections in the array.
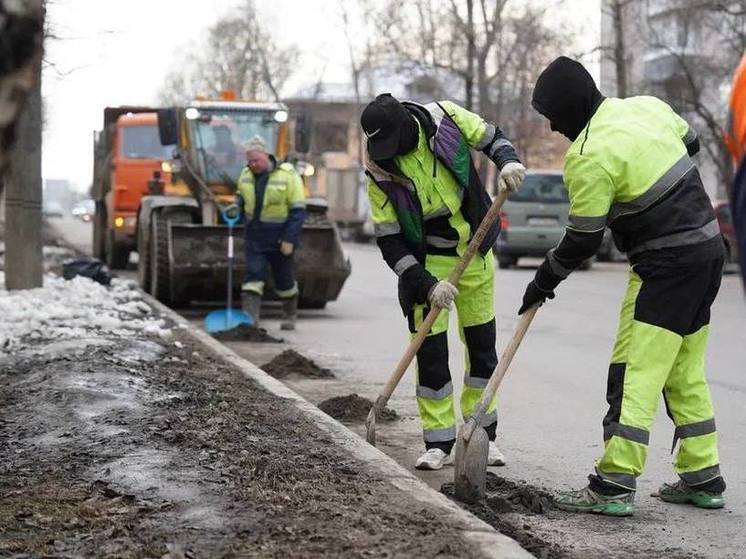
[{"xmin": 236, "ymin": 161, "xmax": 306, "ymax": 246}]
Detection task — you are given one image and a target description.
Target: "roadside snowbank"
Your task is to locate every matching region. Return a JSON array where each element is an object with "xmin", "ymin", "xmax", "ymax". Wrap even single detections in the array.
[{"xmin": 0, "ymin": 275, "xmax": 171, "ymax": 355}]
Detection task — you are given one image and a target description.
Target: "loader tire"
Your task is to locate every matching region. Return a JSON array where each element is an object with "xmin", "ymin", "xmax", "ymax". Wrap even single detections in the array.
[{"xmin": 149, "ymin": 210, "xmax": 192, "ymax": 307}]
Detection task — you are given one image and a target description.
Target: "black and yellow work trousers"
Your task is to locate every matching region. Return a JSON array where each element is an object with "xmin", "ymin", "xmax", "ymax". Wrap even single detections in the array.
[
  {"xmin": 593, "ymin": 255, "xmax": 725, "ymax": 493},
  {"xmin": 407, "ymin": 252, "xmax": 498, "ymax": 454}
]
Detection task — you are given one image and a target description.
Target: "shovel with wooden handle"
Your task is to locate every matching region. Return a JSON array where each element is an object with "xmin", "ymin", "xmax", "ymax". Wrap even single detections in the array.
[
  {"xmin": 453, "ymin": 304, "xmax": 539, "ymax": 503},
  {"xmin": 365, "ymin": 190, "xmax": 510, "ymax": 446}
]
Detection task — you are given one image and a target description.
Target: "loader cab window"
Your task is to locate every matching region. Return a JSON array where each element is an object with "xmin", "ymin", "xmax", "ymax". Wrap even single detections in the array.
[
  {"xmin": 121, "ymin": 125, "xmax": 174, "ymax": 160},
  {"xmin": 190, "ymin": 109, "xmax": 279, "ymax": 184}
]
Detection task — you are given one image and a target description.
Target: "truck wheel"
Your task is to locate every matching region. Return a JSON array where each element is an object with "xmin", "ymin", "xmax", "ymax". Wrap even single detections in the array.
[
  {"xmin": 105, "ymin": 230, "xmax": 130, "ymax": 269},
  {"xmin": 92, "ymin": 201, "xmax": 107, "ymax": 260},
  {"xmin": 137, "ymin": 218, "xmax": 151, "ymax": 293},
  {"xmin": 150, "ymin": 210, "xmax": 192, "ymax": 307}
]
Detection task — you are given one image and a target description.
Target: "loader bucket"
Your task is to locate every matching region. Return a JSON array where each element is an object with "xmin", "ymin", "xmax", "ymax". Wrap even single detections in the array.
[{"xmin": 167, "ymin": 219, "xmax": 350, "ymax": 306}]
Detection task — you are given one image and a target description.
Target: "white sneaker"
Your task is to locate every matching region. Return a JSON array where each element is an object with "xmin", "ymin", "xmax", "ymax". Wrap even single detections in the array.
[
  {"xmin": 488, "ymin": 441, "xmax": 506, "ymax": 466},
  {"xmin": 415, "ymin": 448, "xmax": 454, "ymax": 470}
]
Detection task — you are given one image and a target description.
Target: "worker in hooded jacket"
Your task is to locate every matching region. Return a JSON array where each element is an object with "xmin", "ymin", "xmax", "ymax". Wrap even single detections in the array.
[
  {"xmin": 522, "ymin": 57, "xmax": 726, "ymax": 516},
  {"xmin": 361, "ymin": 93, "xmax": 526, "ymax": 470}
]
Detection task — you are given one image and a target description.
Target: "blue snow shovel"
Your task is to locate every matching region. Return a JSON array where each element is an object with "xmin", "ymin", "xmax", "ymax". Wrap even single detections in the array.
[{"xmin": 205, "ymin": 204, "xmax": 255, "ymax": 333}]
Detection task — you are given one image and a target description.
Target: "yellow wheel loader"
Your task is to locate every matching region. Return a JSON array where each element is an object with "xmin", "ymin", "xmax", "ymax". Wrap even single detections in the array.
[{"xmin": 136, "ymin": 95, "xmax": 350, "ymax": 308}]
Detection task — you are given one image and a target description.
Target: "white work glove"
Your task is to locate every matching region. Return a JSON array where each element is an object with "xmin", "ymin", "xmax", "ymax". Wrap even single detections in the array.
[
  {"xmin": 280, "ymin": 241, "xmax": 294, "ymax": 256},
  {"xmin": 497, "ymin": 161, "xmax": 526, "ymax": 193},
  {"xmin": 428, "ymin": 280, "xmax": 459, "ymax": 310}
]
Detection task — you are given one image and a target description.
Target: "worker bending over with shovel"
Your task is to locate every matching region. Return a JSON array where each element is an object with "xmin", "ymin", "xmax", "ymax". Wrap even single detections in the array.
[
  {"xmin": 361, "ymin": 93, "xmax": 525, "ymax": 470},
  {"xmin": 522, "ymin": 57, "xmax": 726, "ymax": 516},
  {"xmin": 236, "ymin": 136, "xmax": 306, "ymax": 330}
]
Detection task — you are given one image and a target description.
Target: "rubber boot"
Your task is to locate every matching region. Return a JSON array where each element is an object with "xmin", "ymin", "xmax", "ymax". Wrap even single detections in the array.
[
  {"xmin": 241, "ymin": 291, "xmax": 262, "ymax": 326},
  {"xmin": 280, "ymin": 296, "xmax": 298, "ymax": 331}
]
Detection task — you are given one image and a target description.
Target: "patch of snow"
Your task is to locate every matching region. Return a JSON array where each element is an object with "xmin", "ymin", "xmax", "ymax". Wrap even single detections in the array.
[{"xmin": 0, "ymin": 275, "xmax": 171, "ymax": 355}]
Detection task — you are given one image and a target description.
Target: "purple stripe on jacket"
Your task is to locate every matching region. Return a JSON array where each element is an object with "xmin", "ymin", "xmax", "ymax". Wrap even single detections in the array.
[{"xmin": 376, "ymin": 180, "xmax": 419, "ymax": 213}]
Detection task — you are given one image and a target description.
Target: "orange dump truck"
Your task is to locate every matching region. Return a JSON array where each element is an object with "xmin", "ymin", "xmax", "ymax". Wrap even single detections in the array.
[{"xmin": 92, "ymin": 107, "xmax": 175, "ymax": 268}]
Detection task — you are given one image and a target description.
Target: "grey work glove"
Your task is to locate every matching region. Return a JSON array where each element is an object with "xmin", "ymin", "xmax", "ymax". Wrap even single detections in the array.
[
  {"xmin": 498, "ymin": 161, "xmax": 526, "ymax": 193},
  {"xmin": 428, "ymin": 280, "xmax": 459, "ymax": 310}
]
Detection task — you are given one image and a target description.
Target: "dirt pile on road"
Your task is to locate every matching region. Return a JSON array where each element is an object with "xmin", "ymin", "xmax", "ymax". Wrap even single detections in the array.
[
  {"xmin": 211, "ymin": 323, "xmax": 282, "ymax": 343},
  {"xmin": 261, "ymin": 349, "xmax": 334, "ymax": 378},
  {"xmin": 442, "ymin": 472, "xmax": 565, "ymax": 559},
  {"xmin": 443, "ymin": 471, "xmax": 553, "ymax": 515},
  {"xmin": 483, "ymin": 473, "xmax": 555, "ymax": 514},
  {"xmin": 318, "ymin": 393, "xmax": 398, "ymax": 423}
]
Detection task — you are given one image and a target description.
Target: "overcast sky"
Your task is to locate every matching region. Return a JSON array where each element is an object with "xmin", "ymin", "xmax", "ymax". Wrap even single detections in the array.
[{"xmin": 42, "ymin": 0, "xmax": 600, "ymax": 192}]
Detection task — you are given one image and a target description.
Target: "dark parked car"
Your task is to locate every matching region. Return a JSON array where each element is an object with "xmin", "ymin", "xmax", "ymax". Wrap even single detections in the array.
[{"xmin": 495, "ymin": 170, "xmax": 593, "ymax": 270}]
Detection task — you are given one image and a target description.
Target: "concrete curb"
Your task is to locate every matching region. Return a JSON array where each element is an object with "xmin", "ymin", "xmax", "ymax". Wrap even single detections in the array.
[{"xmin": 143, "ymin": 293, "xmax": 533, "ymax": 559}]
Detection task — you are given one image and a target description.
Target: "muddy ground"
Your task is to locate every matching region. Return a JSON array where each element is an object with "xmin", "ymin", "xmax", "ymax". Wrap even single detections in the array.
[
  {"xmin": 442, "ymin": 473, "xmax": 563, "ymax": 559},
  {"xmin": 0, "ymin": 325, "xmax": 484, "ymax": 558}
]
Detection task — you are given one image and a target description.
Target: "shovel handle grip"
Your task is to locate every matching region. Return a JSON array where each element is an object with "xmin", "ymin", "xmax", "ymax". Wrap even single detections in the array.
[
  {"xmin": 468, "ymin": 305, "xmax": 539, "ymax": 425},
  {"xmin": 379, "ymin": 190, "xmax": 510, "ymax": 402}
]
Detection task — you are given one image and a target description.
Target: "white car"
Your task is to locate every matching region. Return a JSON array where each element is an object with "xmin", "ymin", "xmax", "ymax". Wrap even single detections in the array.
[{"xmin": 71, "ymin": 199, "xmax": 95, "ymax": 222}]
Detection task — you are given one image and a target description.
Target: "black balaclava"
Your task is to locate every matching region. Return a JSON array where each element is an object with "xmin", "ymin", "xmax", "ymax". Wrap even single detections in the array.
[
  {"xmin": 531, "ymin": 56, "xmax": 604, "ymax": 141},
  {"xmin": 397, "ymin": 115, "xmax": 419, "ymax": 155}
]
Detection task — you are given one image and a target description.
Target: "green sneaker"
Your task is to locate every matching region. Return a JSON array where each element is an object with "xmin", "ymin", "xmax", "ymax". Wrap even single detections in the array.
[
  {"xmin": 657, "ymin": 480, "xmax": 724, "ymax": 509},
  {"xmin": 555, "ymin": 486, "xmax": 635, "ymax": 517}
]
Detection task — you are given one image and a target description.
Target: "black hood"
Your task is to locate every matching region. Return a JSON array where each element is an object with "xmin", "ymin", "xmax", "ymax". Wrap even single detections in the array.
[{"xmin": 531, "ymin": 56, "xmax": 604, "ymax": 141}]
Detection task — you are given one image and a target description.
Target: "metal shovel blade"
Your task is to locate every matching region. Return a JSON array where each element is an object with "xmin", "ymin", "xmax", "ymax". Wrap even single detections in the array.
[
  {"xmin": 365, "ymin": 394, "xmax": 387, "ymax": 446},
  {"xmin": 365, "ymin": 407, "xmax": 376, "ymax": 446},
  {"xmin": 205, "ymin": 308, "xmax": 255, "ymax": 334},
  {"xmin": 454, "ymin": 421, "xmax": 489, "ymax": 504}
]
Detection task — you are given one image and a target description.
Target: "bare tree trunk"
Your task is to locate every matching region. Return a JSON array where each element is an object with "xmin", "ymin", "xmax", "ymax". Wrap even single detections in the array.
[
  {"xmin": 611, "ymin": 0, "xmax": 629, "ymax": 97},
  {"xmin": 5, "ymin": 53, "xmax": 43, "ymax": 290},
  {"xmin": 0, "ymin": 0, "xmax": 44, "ymax": 185},
  {"xmin": 465, "ymin": 0, "xmax": 475, "ymax": 110},
  {"xmin": 340, "ymin": 0, "xmax": 364, "ymax": 168}
]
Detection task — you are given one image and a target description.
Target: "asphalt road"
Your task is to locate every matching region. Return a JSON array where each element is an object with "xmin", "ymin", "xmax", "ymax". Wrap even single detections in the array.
[{"xmin": 52, "ymin": 217, "xmax": 746, "ymax": 557}]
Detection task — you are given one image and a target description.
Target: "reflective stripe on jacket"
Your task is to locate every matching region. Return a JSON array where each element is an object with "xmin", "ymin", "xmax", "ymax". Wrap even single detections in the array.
[{"xmin": 236, "ymin": 161, "xmax": 306, "ymax": 245}]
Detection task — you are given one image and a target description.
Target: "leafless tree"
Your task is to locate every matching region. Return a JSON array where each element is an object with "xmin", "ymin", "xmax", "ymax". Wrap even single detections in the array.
[
  {"xmin": 1, "ymin": 0, "xmax": 45, "ymax": 289},
  {"xmin": 339, "ymin": 0, "xmax": 367, "ymax": 166},
  {"xmin": 158, "ymin": 0, "xmax": 298, "ymax": 105},
  {"xmin": 364, "ymin": 0, "xmax": 570, "ymax": 170},
  {"xmin": 0, "ymin": 0, "xmax": 44, "ymax": 181},
  {"xmin": 645, "ymin": 1, "xmax": 745, "ymax": 191}
]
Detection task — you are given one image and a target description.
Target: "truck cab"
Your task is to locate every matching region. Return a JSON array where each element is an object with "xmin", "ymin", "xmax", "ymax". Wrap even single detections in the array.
[{"xmin": 92, "ymin": 108, "xmax": 174, "ymax": 268}]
